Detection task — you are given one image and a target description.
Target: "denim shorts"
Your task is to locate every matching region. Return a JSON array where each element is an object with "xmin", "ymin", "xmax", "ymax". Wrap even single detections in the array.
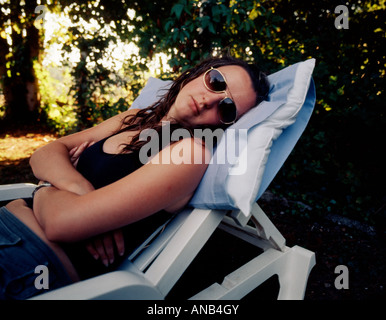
[{"xmin": 0, "ymin": 206, "xmax": 72, "ymax": 300}]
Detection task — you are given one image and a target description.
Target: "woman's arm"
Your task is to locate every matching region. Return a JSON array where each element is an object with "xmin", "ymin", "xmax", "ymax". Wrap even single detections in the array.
[
  {"xmin": 29, "ymin": 109, "xmax": 137, "ymax": 194},
  {"xmin": 33, "ymin": 137, "xmax": 210, "ymax": 242}
]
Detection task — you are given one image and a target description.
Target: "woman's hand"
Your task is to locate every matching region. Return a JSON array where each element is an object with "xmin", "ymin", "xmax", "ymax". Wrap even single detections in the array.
[
  {"xmin": 64, "ymin": 141, "xmax": 95, "ymax": 195},
  {"xmin": 85, "ymin": 229, "xmax": 125, "ymax": 266},
  {"xmin": 69, "ymin": 141, "xmax": 94, "ymax": 168}
]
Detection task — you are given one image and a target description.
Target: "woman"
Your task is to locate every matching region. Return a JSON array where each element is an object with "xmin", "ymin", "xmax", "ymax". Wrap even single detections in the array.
[{"xmin": 0, "ymin": 55, "xmax": 269, "ymax": 299}]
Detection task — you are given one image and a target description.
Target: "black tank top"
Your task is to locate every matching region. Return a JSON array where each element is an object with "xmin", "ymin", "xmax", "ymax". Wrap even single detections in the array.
[
  {"xmin": 62, "ymin": 134, "xmax": 172, "ymax": 280},
  {"xmin": 76, "ymin": 135, "xmax": 143, "ymax": 189}
]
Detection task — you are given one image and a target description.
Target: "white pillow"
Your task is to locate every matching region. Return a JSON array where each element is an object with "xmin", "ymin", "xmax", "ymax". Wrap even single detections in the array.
[
  {"xmin": 131, "ymin": 77, "xmax": 172, "ymax": 109},
  {"xmin": 131, "ymin": 59, "xmax": 316, "ymax": 216}
]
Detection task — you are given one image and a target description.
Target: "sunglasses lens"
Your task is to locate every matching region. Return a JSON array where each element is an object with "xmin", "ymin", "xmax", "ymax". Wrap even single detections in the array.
[
  {"xmin": 219, "ymin": 98, "xmax": 237, "ymax": 124},
  {"xmin": 205, "ymin": 69, "xmax": 227, "ymax": 92}
]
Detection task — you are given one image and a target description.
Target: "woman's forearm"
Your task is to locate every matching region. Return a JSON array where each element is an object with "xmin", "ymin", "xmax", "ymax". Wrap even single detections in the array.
[
  {"xmin": 33, "ymin": 186, "xmax": 82, "ymax": 242},
  {"xmin": 30, "ymin": 140, "xmax": 94, "ymax": 195},
  {"xmin": 33, "ymin": 186, "xmax": 116, "ymax": 242}
]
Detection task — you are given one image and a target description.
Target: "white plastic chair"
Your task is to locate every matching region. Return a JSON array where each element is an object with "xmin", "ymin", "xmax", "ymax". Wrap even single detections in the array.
[{"xmin": 0, "ymin": 59, "xmax": 317, "ymax": 300}]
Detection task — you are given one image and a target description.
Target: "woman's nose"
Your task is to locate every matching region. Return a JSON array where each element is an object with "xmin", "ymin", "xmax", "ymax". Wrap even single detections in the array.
[{"xmin": 203, "ymin": 91, "xmax": 225, "ymax": 109}]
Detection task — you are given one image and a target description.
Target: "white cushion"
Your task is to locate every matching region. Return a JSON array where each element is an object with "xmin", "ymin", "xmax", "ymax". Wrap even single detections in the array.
[{"xmin": 131, "ymin": 77, "xmax": 172, "ymax": 109}]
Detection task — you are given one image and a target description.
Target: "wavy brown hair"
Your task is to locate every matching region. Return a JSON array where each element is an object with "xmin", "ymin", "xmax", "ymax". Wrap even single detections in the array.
[{"xmin": 116, "ymin": 55, "xmax": 269, "ymax": 153}]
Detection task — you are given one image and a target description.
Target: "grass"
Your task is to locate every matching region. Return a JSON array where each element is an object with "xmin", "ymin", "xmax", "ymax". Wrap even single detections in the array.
[
  {"xmin": 0, "ymin": 130, "xmax": 57, "ymax": 185},
  {"xmin": 0, "ymin": 132, "xmax": 56, "ymax": 163}
]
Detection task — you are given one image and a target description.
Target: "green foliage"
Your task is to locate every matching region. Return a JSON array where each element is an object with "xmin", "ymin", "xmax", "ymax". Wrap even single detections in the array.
[
  {"xmin": 54, "ymin": 2, "xmax": 135, "ymax": 129},
  {"xmin": 273, "ymin": 0, "xmax": 385, "ymax": 223},
  {"xmin": 64, "ymin": 33, "xmax": 125, "ymax": 129},
  {"xmin": 33, "ymin": 60, "xmax": 77, "ymax": 135},
  {"xmin": 128, "ymin": 0, "xmax": 282, "ymax": 72}
]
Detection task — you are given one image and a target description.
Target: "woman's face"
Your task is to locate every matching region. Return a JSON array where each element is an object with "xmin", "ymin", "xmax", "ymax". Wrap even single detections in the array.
[{"xmin": 167, "ymin": 65, "xmax": 257, "ymax": 127}]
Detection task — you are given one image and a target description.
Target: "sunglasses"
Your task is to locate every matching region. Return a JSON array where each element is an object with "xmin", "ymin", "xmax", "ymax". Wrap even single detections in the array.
[{"xmin": 203, "ymin": 67, "xmax": 238, "ymax": 125}]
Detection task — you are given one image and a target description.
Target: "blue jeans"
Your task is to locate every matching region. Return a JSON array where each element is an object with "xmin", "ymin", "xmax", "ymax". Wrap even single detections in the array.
[{"xmin": 0, "ymin": 206, "xmax": 72, "ymax": 300}]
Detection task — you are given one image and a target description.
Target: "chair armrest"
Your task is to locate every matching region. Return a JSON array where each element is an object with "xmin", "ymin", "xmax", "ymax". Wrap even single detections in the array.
[
  {"xmin": 30, "ymin": 268, "xmax": 164, "ymax": 300},
  {"xmin": 0, "ymin": 183, "xmax": 37, "ymax": 202}
]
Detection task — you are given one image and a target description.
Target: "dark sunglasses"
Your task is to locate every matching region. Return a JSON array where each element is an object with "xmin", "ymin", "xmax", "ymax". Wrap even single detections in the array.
[{"xmin": 203, "ymin": 67, "xmax": 238, "ymax": 125}]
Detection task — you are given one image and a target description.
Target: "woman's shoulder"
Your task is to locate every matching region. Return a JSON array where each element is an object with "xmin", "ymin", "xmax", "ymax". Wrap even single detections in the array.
[
  {"xmin": 118, "ymin": 108, "xmax": 142, "ymax": 119},
  {"xmin": 148, "ymin": 136, "xmax": 210, "ymax": 166}
]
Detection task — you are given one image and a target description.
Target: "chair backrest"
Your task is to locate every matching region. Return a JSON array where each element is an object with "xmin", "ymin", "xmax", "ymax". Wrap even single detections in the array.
[{"xmin": 257, "ymin": 78, "xmax": 315, "ymax": 199}]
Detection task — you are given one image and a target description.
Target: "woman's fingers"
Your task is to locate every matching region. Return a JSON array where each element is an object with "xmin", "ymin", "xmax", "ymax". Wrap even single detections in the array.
[
  {"xmin": 85, "ymin": 229, "xmax": 123, "ymax": 267},
  {"xmin": 113, "ymin": 229, "xmax": 125, "ymax": 257},
  {"xmin": 69, "ymin": 141, "xmax": 95, "ymax": 167},
  {"xmin": 102, "ymin": 233, "xmax": 115, "ymax": 265},
  {"xmin": 85, "ymin": 241, "xmax": 99, "ymax": 260}
]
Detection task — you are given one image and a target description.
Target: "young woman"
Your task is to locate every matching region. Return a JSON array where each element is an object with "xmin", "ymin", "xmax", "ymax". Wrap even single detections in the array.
[{"xmin": 0, "ymin": 55, "xmax": 269, "ymax": 299}]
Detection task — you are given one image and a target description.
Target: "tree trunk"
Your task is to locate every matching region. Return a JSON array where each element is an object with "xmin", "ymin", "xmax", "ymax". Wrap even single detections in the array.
[
  {"xmin": 25, "ymin": 23, "xmax": 41, "ymax": 113},
  {"xmin": 1, "ymin": 0, "xmax": 41, "ymax": 125}
]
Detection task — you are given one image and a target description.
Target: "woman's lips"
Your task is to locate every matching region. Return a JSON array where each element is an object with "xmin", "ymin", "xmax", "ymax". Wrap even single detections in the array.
[{"xmin": 190, "ymin": 96, "xmax": 199, "ymax": 115}]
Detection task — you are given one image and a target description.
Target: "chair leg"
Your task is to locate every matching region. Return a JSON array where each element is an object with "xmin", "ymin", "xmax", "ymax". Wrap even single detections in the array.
[{"xmin": 277, "ymin": 245, "xmax": 316, "ymax": 300}]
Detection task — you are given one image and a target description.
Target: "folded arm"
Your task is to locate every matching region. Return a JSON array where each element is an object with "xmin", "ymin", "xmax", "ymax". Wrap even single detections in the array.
[
  {"xmin": 33, "ymin": 137, "xmax": 210, "ymax": 243},
  {"xmin": 29, "ymin": 109, "xmax": 137, "ymax": 195}
]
